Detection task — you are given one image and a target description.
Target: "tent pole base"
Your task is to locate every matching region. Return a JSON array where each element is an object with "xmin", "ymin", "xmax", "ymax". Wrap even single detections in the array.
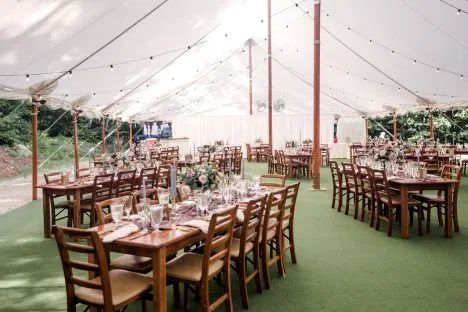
[{"xmin": 308, "ymin": 187, "xmax": 327, "ymax": 191}]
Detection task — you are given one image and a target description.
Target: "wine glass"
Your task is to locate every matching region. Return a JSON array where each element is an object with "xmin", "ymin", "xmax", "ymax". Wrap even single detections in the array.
[
  {"xmin": 150, "ymin": 204, "xmax": 164, "ymax": 230},
  {"xmin": 124, "ymin": 196, "xmax": 132, "ymax": 220},
  {"xmin": 251, "ymin": 175, "xmax": 261, "ymax": 191},
  {"xmin": 110, "ymin": 202, "xmax": 124, "ymax": 229},
  {"xmin": 158, "ymin": 189, "xmax": 170, "ymax": 205}
]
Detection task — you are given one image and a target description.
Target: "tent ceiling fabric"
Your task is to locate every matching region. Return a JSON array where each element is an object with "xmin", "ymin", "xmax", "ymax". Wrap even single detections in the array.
[{"xmin": 1, "ymin": 0, "xmax": 467, "ymax": 121}]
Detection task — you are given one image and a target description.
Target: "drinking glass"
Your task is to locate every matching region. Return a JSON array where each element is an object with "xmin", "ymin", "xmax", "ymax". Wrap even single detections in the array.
[
  {"xmin": 150, "ymin": 205, "xmax": 164, "ymax": 230},
  {"xmin": 124, "ymin": 196, "xmax": 132, "ymax": 220},
  {"xmin": 251, "ymin": 175, "xmax": 261, "ymax": 191},
  {"xmin": 110, "ymin": 203, "xmax": 124, "ymax": 228},
  {"xmin": 158, "ymin": 189, "xmax": 170, "ymax": 205},
  {"xmin": 239, "ymin": 180, "xmax": 248, "ymax": 199}
]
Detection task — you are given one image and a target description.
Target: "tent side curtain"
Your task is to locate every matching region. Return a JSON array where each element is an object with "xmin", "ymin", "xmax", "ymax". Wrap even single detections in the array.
[{"xmin": 172, "ymin": 114, "xmax": 335, "ymax": 149}]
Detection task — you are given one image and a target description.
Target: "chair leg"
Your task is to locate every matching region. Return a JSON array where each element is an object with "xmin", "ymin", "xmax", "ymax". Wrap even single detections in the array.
[
  {"xmin": 375, "ymin": 203, "xmax": 381, "ymax": 231},
  {"xmin": 275, "ymin": 234, "xmax": 285, "ymax": 277},
  {"xmin": 437, "ymin": 205, "xmax": 443, "ymax": 226},
  {"xmin": 369, "ymin": 198, "xmax": 376, "ymax": 228},
  {"xmin": 183, "ymin": 284, "xmax": 190, "ymax": 310},
  {"xmin": 360, "ymin": 197, "xmax": 366, "ymax": 222},
  {"xmin": 261, "ymin": 242, "xmax": 271, "ymax": 290},
  {"xmin": 288, "ymin": 227, "xmax": 297, "ymax": 264},
  {"xmin": 353, "ymin": 195, "xmax": 359, "ymax": 220},
  {"xmin": 453, "ymin": 205, "xmax": 460, "ymax": 232},
  {"xmin": 173, "ymin": 282, "xmax": 181, "ymax": 308},
  {"xmin": 345, "ymin": 191, "xmax": 350, "ymax": 215},
  {"xmin": 200, "ymin": 281, "xmax": 210, "ymax": 312},
  {"xmin": 418, "ymin": 207, "xmax": 423, "ymax": 236},
  {"xmin": 338, "ymin": 188, "xmax": 343, "ymax": 212},
  {"xmin": 331, "ymin": 186, "xmax": 336, "ymax": 209},
  {"xmin": 426, "ymin": 208, "xmax": 431, "ymax": 233},
  {"xmin": 238, "ymin": 257, "xmax": 249, "ymax": 309}
]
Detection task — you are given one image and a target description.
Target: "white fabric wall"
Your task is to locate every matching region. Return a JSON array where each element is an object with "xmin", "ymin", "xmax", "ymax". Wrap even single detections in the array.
[
  {"xmin": 172, "ymin": 114, "xmax": 334, "ymax": 153},
  {"xmin": 336, "ymin": 117, "xmax": 366, "ymax": 144}
]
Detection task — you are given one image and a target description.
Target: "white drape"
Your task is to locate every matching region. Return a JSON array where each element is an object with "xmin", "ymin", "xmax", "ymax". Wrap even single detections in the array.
[
  {"xmin": 172, "ymin": 114, "xmax": 334, "ymax": 152},
  {"xmin": 336, "ymin": 117, "xmax": 366, "ymax": 144}
]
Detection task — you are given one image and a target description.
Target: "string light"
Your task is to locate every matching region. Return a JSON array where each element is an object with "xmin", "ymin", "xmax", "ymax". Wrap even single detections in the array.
[
  {"xmin": 457, "ymin": 9, "xmax": 461, "ymax": 15},
  {"xmin": 93, "ymin": 93, "xmax": 96, "ymax": 97},
  {"xmin": 68, "ymin": 70, "xmax": 72, "ymax": 78},
  {"xmin": 110, "ymin": 65, "xmax": 114, "ymax": 72},
  {"xmin": 26, "ymin": 74, "xmax": 29, "ymax": 82},
  {"xmin": 149, "ymin": 56, "xmax": 154, "ymax": 63}
]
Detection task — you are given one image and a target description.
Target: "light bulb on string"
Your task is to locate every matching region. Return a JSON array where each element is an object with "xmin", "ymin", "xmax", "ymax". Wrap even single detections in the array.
[
  {"xmin": 457, "ymin": 9, "xmax": 461, "ymax": 15},
  {"xmin": 26, "ymin": 74, "xmax": 30, "ymax": 82},
  {"xmin": 461, "ymin": 74, "xmax": 464, "ymax": 80},
  {"xmin": 93, "ymin": 93, "xmax": 96, "ymax": 97},
  {"xmin": 110, "ymin": 65, "xmax": 114, "ymax": 72},
  {"xmin": 65, "ymin": 94, "xmax": 68, "ymax": 99},
  {"xmin": 68, "ymin": 70, "xmax": 73, "ymax": 78},
  {"xmin": 150, "ymin": 56, "xmax": 154, "ymax": 63},
  {"xmin": 436, "ymin": 68, "xmax": 440, "ymax": 72}
]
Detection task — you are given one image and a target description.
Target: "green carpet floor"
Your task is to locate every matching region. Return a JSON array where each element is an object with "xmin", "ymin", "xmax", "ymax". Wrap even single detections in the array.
[{"xmin": 1, "ymin": 162, "xmax": 468, "ymax": 311}]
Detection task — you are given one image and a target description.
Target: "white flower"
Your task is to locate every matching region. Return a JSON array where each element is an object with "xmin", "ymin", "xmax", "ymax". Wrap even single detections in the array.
[{"xmin": 199, "ymin": 174, "xmax": 208, "ymax": 184}]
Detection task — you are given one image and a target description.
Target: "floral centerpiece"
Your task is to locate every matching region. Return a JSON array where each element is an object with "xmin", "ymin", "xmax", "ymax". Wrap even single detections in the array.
[
  {"xmin": 366, "ymin": 137, "xmax": 405, "ymax": 162},
  {"xmin": 285, "ymin": 140, "xmax": 298, "ymax": 148},
  {"xmin": 178, "ymin": 163, "xmax": 224, "ymax": 191},
  {"xmin": 302, "ymin": 138, "xmax": 312, "ymax": 145},
  {"xmin": 214, "ymin": 140, "xmax": 224, "ymax": 147},
  {"xmin": 254, "ymin": 138, "xmax": 263, "ymax": 144}
]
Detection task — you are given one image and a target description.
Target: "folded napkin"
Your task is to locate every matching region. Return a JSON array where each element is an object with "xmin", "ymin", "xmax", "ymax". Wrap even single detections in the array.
[
  {"xmin": 180, "ymin": 219, "xmax": 210, "ymax": 233},
  {"xmin": 103, "ymin": 223, "xmax": 139, "ymax": 243},
  {"xmin": 236, "ymin": 210, "xmax": 245, "ymax": 222}
]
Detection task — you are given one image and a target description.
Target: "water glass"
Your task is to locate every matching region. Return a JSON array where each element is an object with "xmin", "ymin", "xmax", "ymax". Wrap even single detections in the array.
[
  {"xmin": 251, "ymin": 175, "xmax": 261, "ymax": 191},
  {"xmin": 150, "ymin": 205, "xmax": 164, "ymax": 230},
  {"xmin": 110, "ymin": 203, "xmax": 124, "ymax": 228},
  {"xmin": 158, "ymin": 189, "xmax": 170, "ymax": 205},
  {"xmin": 124, "ymin": 196, "xmax": 132, "ymax": 219}
]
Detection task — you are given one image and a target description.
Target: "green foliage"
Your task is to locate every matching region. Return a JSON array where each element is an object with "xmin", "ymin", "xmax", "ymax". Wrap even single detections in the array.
[{"xmin": 368, "ymin": 108, "xmax": 468, "ymax": 144}]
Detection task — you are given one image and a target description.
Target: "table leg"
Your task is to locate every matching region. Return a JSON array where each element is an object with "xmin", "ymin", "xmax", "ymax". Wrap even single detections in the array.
[
  {"xmin": 289, "ymin": 161, "xmax": 293, "ymax": 179},
  {"xmin": 400, "ymin": 186, "xmax": 410, "ymax": 239},
  {"xmin": 73, "ymin": 190, "xmax": 81, "ymax": 228},
  {"xmin": 42, "ymin": 189, "xmax": 51, "ymax": 238},
  {"xmin": 445, "ymin": 184, "xmax": 453, "ymax": 238},
  {"xmin": 153, "ymin": 248, "xmax": 167, "ymax": 312}
]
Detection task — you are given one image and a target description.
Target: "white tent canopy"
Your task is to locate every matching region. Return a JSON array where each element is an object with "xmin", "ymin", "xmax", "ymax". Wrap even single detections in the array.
[{"xmin": 1, "ymin": 0, "xmax": 468, "ymax": 123}]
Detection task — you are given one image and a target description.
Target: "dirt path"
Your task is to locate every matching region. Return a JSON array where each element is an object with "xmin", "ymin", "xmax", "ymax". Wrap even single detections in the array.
[{"xmin": 0, "ymin": 175, "xmax": 41, "ymax": 215}]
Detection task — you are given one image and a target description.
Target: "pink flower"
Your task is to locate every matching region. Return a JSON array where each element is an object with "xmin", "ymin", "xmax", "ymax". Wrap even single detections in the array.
[{"xmin": 199, "ymin": 174, "xmax": 208, "ymax": 184}]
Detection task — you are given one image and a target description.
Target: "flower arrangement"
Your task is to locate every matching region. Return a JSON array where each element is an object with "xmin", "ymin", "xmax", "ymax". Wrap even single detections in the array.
[
  {"xmin": 366, "ymin": 137, "xmax": 404, "ymax": 162},
  {"xmin": 302, "ymin": 139, "xmax": 312, "ymax": 145},
  {"xmin": 254, "ymin": 138, "xmax": 263, "ymax": 144},
  {"xmin": 109, "ymin": 153, "xmax": 131, "ymax": 169},
  {"xmin": 214, "ymin": 140, "xmax": 224, "ymax": 147},
  {"xmin": 201, "ymin": 144, "xmax": 216, "ymax": 153},
  {"xmin": 285, "ymin": 140, "xmax": 298, "ymax": 148},
  {"xmin": 178, "ymin": 163, "xmax": 224, "ymax": 191}
]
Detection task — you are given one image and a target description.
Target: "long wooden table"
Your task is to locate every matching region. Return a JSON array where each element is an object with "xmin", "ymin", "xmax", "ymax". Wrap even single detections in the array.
[
  {"xmin": 388, "ymin": 176, "xmax": 455, "ymax": 239},
  {"xmin": 37, "ymin": 182, "xmax": 93, "ymax": 238},
  {"xmin": 96, "ymin": 222, "xmax": 204, "ymax": 312}
]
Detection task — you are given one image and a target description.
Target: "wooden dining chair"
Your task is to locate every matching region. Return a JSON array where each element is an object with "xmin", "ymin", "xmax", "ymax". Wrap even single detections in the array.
[
  {"xmin": 167, "ymin": 205, "xmax": 238, "ymax": 312},
  {"xmin": 75, "ymin": 167, "xmax": 91, "ymax": 178},
  {"xmin": 281, "ymin": 182, "xmax": 300, "ymax": 266},
  {"xmin": 157, "ymin": 164, "xmax": 171, "ymax": 189},
  {"xmin": 44, "ymin": 172, "xmax": 73, "ymax": 227},
  {"xmin": 341, "ymin": 163, "xmax": 362, "ymax": 219},
  {"xmin": 230, "ymin": 196, "xmax": 266, "ymax": 309},
  {"xmin": 53, "ymin": 226, "xmax": 152, "ymax": 312},
  {"xmin": 80, "ymin": 173, "xmax": 114, "ymax": 226},
  {"xmin": 260, "ymin": 174, "xmax": 286, "ymax": 187},
  {"xmin": 95, "ymin": 198, "xmax": 153, "ymax": 274},
  {"xmin": 260, "ymin": 188, "xmax": 287, "ymax": 290},
  {"xmin": 411, "ymin": 164, "xmax": 462, "ymax": 233},
  {"xmin": 114, "ymin": 169, "xmax": 136, "ymax": 197},
  {"xmin": 357, "ymin": 165, "xmax": 376, "ymax": 226},
  {"xmin": 133, "ymin": 167, "xmax": 158, "ymax": 203},
  {"xmin": 329, "ymin": 161, "xmax": 344, "ymax": 211},
  {"xmin": 176, "ymin": 185, "xmax": 191, "ymax": 202},
  {"xmin": 232, "ymin": 152, "xmax": 243, "ymax": 174},
  {"xmin": 371, "ymin": 169, "xmax": 423, "ymax": 236}
]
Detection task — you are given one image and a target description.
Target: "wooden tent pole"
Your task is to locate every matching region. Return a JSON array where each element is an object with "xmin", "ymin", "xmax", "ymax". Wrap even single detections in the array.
[
  {"xmin": 248, "ymin": 39, "xmax": 253, "ymax": 115},
  {"xmin": 129, "ymin": 121, "xmax": 133, "ymax": 146},
  {"xmin": 101, "ymin": 117, "xmax": 106, "ymax": 154},
  {"xmin": 365, "ymin": 117, "xmax": 369, "ymax": 143},
  {"xmin": 116, "ymin": 119, "xmax": 121, "ymax": 152},
  {"xmin": 72, "ymin": 111, "xmax": 80, "ymax": 176},
  {"xmin": 393, "ymin": 112, "xmax": 397, "ymax": 143},
  {"xmin": 31, "ymin": 99, "xmax": 39, "ymax": 200},
  {"xmin": 312, "ymin": 0, "xmax": 321, "ymax": 190},
  {"xmin": 267, "ymin": 0, "xmax": 273, "ymax": 150},
  {"xmin": 429, "ymin": 110, "xmax": 434, "ymax": 140}
]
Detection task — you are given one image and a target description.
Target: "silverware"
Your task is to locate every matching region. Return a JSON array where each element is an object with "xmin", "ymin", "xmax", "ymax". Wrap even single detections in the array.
[{"xmin": 129, "ymin": 229, "xmax": 152, "ymax": 240}]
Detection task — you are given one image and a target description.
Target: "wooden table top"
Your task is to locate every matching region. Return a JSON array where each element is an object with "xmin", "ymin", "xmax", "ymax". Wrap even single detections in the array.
[{"xmin": 387, "ymin": 176, "xmax": 456, "ymax": 186}]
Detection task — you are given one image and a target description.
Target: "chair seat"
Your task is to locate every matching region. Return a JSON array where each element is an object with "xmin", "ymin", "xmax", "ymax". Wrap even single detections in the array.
[
  {"xmin": 110, "ymin": 254, "xmax": 153, "ymax": 274},
  {"xmin": 75, "ymin": 269, "xmax": 152, "ymax": 306},
  {"xmin": 260, "ymin": 229, "xmax": 276, "ymax": 243},
  {"xmin": 379, "ymin": 196, "xmax": 420, "ymax": 206},
  {"xmin": 230, "ymin": 238, "xmax": 254, "ymax": 258},
  {"xmin": 54, "ymin": 200, "xmax": 72, "ymax": 209},
  {"xmin": 282, "ymin": 219, "xmax": 290, "ymax": 229},
  {"xmin": 166, "ymin": 252, "xmax": 224, "ymax": 282},
  {"xmin": 411, "ymin": 193, "xmax": 445, "ymax": 204}
]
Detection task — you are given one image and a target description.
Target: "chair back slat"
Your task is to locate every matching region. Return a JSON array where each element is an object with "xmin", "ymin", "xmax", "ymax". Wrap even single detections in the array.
[
  {"xmin": 91, "ymin": 174, "xmax": 114, "ymax": 206},
  {"xmin": 54, "ymin": 226, "xmax": 113, "ymax": 308},
  {"xmin": 114, "ymin": 169, "xmax": 136, "ymax": 196},
  {"xmin": 202, "ymin": 205, "xmax": 237, "ymax": 281},
  {"xmin": 157, "ymin": 164, "xmax": 171, "ymax": 189},
  {"xmin": 260, "ymin": 174, "xmax": 286, "ymax": 187},
  {"xmin": 262, "ymin": 188, "xmax": 287, "ymax": 241},
  {"xmin": 283, "ymin": 182, "xmax": 300, "ymax": 226},
  {"xmin": 95, "ymin": 197, "xmax": 132, "ymax": 225},
  {"xmin": 139, "ymin": 167, "xmax": 158, "ymax": 190},
  {"xmin": 370, "ymin": 168, "xmax": 393, "ymax": 207}
]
